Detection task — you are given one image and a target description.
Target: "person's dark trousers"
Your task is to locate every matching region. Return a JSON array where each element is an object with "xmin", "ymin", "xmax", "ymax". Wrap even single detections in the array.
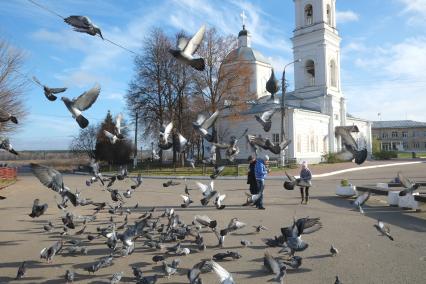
[
  {"xmin": 255, "ymin": 179, "xmax": 265, "ymax": 208},
  {"xmin": 300, "ymin": 186, "xmax": 310, "ymax": 204}
]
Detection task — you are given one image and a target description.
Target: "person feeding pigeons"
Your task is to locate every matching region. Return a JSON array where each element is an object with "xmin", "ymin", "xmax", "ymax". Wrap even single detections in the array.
[
  {"xmin": 254, "ymin": 154, "xmax": 269, "ymax": 210},
  {"xmin": 299, "ymin": 161, "xmax": 312, "ymax": 204}
]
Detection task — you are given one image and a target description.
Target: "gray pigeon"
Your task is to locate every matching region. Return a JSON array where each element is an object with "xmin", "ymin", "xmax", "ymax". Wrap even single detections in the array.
[
  {"xmin": 0, "ymin": 138, "xmax": 18, "ymax": 155},
  {"xmin": 330, "ymin": 245, "xmax": 339, "ymax": 256},
  {"xmin": 220, "ymin": 218, "xmax": 246, "ymax": 236},
  {"xmin": 131, "ymin": 173, "xmax": 143, "ymax": 189},
  {"xmin": 169, "ymin": 25, "xmax": 206, "ymax": 71},
  {"xmin": 264, "ymin": 250, "xmax": 286, "ymax": 283},
  {"xmin": 137, "ymin": 274, "xmax": 158, "ymax": 284},
  {"xmin": 398, "ymin": 171, "xmax": 420, "ymax": 196},
  {"xmin": 187, "ymin": 261, "xmax": 203, "ymax": 284},
  {"xmin": 196, "ymin": 181, "xmax": 217, "ymax": 206},
  {"xmin": 110, "ymin": 271, "xmax": 123, "ymax": 284},
  {"xmin": 40, "ymin": 240, "xmax": 63, "ymax": 263},
  {"xmin": 335, "ymin": 275, "xmax": 342, "ymax": 284},
  {"xmin": 213, "ymin": 251, "xmax": 241, "ymax": 261},
  {"xmin": 0, "ymin": 109, "xmax": 18, "ymax": 124},
  {"xmin": 65, "ymin": 269, "xmax": 74, "ymax": 282},
  {"xmin": 16, "ymin": 261, "xmax": 27, "ymax": 280},
  {"xmin": 61, "ymin": 83, "xmax": 101, "ymax": 128},
  {"xmin": 280, "ymin": 217, "xmax": 322, "ymax": 255},
  {"xmin": 282, "ymin": 255, "xmax": 302, "ymax": 269},
  {"xmin": 64, "ymin": 16, "xmax": 103, "ymax": 39},
  {"xmin": 210, "ymin": 165, "xmax": 225, "ymax": 179},
  {"xmin": 335, "ymin": 126, "xmax": 367, "ymax": 165},
  {"xmin": 32, "ymin": 76, "xmax": 67, "ymax": 101},
  {"xmin": 255, "ymin": 109, "xmax": 277, "ymax": 132},
  {"xmin": 247, "ymin": 134, "xmax": 291, "ymax": 155},
  {"xmin": 29, "ymin": 199, "xmax": 48, "ymax": 218},
  {"xmin": 213, "ymin": 137, "xmax": 239, "ymax": 162}
]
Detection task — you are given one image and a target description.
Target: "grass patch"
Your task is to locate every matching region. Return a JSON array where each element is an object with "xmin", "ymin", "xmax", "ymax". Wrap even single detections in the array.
[
  {"xmin": 0, "ymin": 178, "xmax": 17, "ymax": 189},
  {"xmin": 397, "ymin": 152, "xmax": 426, "ymax": 159}
]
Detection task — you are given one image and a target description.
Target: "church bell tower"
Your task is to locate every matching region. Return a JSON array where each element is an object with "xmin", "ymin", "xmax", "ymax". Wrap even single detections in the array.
[{"xmin": 292, "ymin": 0, "xmax": 346, "ymax": 152}]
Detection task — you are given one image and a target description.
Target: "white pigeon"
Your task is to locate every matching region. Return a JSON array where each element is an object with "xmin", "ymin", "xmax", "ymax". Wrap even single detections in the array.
[
  {"xmin": 196, "ymin": 181, "xmax": 217, "ymax": 206},
  {"xmin": 210, "ymin": 261, "xmax": 234, "ymax": 284},
  {"xmin": 215, "ymin": 192, "xmax": 226, "ymax": 210},
  {"xmin": 193, "ymin": 110, "xmax": 219, "ymax": 142},
  {"xmin": 169, "ymin": 25, "xmax": 206, "ymax": 71},
  {"xmin": 255, "ymin": 109, "xmax": 277, "ymax": 132},
  {"xmin": 180, "ymin": 194, "xmax": 193, "ymax": 208},
  {"xmin": 115, "ymin": 113, "xmax": 125, "ymax": 139},
  {"xmin": 61, "ymin": 84, "xmax": 101, "ymax": 129},
  {"xmin": 159, "ymin": 122, "xmax": 173, "ymax": 149},
  {"xmin": 103, "ymin": 130, "xmax": 119, "ymax": 144}
]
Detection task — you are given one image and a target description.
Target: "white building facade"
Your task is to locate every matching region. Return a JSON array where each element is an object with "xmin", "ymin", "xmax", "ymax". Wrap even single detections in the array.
[{"xmin": 218, "ymin": 0, "xmax": 372, "ymax": 163}]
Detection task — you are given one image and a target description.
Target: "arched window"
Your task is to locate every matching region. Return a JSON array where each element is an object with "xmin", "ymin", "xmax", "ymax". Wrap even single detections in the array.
[
  {"xmin": 326, "ymin": 4, "xmax": 332, "ymax": 25},
  {"xmin": 305, "ymin": 4, "xmax": 313, "ymax": 25},
  {"xmin": 305, "ymin": 60, "xmax": 315, "ymax": 86},
  {"xmin": 330, "ymin": 59, "xmax": 337, "ymax": 87}
]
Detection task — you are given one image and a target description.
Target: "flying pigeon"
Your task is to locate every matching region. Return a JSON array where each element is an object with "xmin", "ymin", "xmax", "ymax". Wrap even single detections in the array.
[
  {"xmin": 16, "ymin": 261, "xmax": 27, "ymax": 280},
  {"xmin": 352, "ymin": 191, "xmax": 370, "ymax": 214},
  {"xmin": 163, "ymin": 180, "xmax": 180, "ymax": 187},
  {"xmin": 214, "ymin": 192, "xmax": 226, "ymax": 209},
  {"xmin": 220, "ymin": 217, "xmax": 246, "ymax": 236},
  {"xmin": 162, "ymin": 259, "xmax": 180, "ymax": 278},
  {"xmin": 196, "ymin": 181, "xmax": 217, "ymax": 205},
  {"xmin": 88, "ymin": 159, "xmax": 104, "ymax": 186},
  {"xmin": 255, "ymin": 109, "xmax": 277, "ymax": 132},
  {"xmin": 114, "ymin": 113, "xmax": 125, "ymax": 139},
  {"xmin": 187, "ymin": 261, "xmax": 203, "ymax": 284},
  {"xmin": 283, "ymin": 171, "xmax": 311, "ymax": 190},
  {"xmin": 193, "ymin": 110, "xmax": 219, "ymax": 142},
  {"xmin": 32, "ymin": 76, "xmax": 67, "ymax": 101},
  {"xmin": 210, "ymin": 165, "xmax": 225, "ymax": 179},
  {"xmin": 210, "ymin": 261, "xmax": 234, "ymax": 284},
  {"xmin": 0, "ymin": 137, "xmax": 18, "ymax": 155},
  {"xmin": 64, "ymin": 16, "xmax": 103, "ymax": 39},
  {"xmin": 374, "ymin": 220, "xmax": 394, "ymax": 241},
  {"xmin": 30, "ymin": 163, "xmax": 64, "ymax": 193},
  {"xmin": 193, "ymin": 215, "xmax": 217, "ymax": 229},
  {"xmin": 280, "ymin": 217, "xmax": 322, "ymax": 255},
  {"xmin": 242, "ymin": 192, "xmax": 262, "ymax": 206},
  {"xmin": 29, "ymin": 199, "xmax": 48, "ymax": 218},
  {"xmin": 213, "ymin": 136, "xmax": 239, "ymax": 162},
  {"xmin": 158, "ymin": 122, "xmax": 173, "ymax": 150},
  {"xmin": 104, "ymin": 130, "xmax": 120, "ymax": 144},
  {"xmin": 335, "ymin": 126, "xmax": 368, "ymax": 165},
  {"xmin": 0, "ymin": 109, "xmax": 18, "ymax": 124},
  {"xmin": 264, "ymin": 250, "xmax": 286, "ymax": 283},
  {"xmin": 181, "ymin": 194, "xmax": 193, "ymax": 208},
  {"xmin": 253, "ymin": 225, "xmax": 268, "ymax": 233},
  {"xmin": 131, "ymin": 173, "xmax": 143, "ymax": 189},
  {"xmin": 247, "ymin": 134, "xmax": 291, "ymax": 155},
  {"xmin": 175, "ymin": 132, "xmax": 189, "ymax": 153},
  {"xmin": 61, "ymin": 83, "xmax": 101, "ymax": 129},
  {"xmin": 169, "ymin": 25, "xmax": 206, "ymax": 71},
  {"xmin": 397, "ymin": 171, "xmax": 420, "ymax": 196}
]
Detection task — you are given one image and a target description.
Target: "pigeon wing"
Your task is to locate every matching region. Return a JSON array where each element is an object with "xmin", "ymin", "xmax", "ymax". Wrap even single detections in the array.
[
  {"xmin": 211, "ymin": 261, "xmax": 232, "ymax": 282},
  {"xmin": 177, "ymin": 36, "xmax": 189, "ymax": 51},
  {"xmin": 201, "ymin": 110, "xmax": 219, "ymax": 130},
  {"xmin": 49, "ymin": 87, "xmax": 67, "ymax": 94},
  {"xmin": 72, "ymin": 84, "xmax": 101, "ymax": 111},
  {"xmin": 261, "ymin": 109, "xmax": 276, "ymax": 121},
  {"xmin": 31, "ymin": 163, "xmax": 63, "ymax": 192},
  {"xmin": 64, "ymin": 16, "xmax": 92, "ymax": 29},
  {"xmin": 115, "ymin": 113, "xmax": 123, "ymax": 132},
  {"xmin": 397, "ymin": 172, "xmax": 414, "ymax": 189},
  {"xmin": 335, "ymin": 126, "xmax": 357, "ymax": 149},
  {"xmin": 183, "ymin": 25, "xmax": 206, "ymax": 57}
]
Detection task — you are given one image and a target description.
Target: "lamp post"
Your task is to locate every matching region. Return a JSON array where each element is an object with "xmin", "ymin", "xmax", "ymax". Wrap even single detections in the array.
[{"xmin": 280, "ymin": 59, "xmax": 301, "ymax": 167}]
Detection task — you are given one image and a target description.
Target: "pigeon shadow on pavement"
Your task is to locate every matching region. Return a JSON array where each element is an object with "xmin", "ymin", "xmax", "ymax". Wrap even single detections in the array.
[{"xmin": 314, "ymin": 195, "xmax": 426, "ymax": 233}]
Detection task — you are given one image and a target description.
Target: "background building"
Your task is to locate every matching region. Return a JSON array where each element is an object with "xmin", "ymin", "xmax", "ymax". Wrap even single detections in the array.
[
  {"xmin": 372, "ymin": 120, "xmax": 426, "ymax": 152},
  {"xmin": 217, "ymin": 0, "xmax": 372, "ymax": 163}
]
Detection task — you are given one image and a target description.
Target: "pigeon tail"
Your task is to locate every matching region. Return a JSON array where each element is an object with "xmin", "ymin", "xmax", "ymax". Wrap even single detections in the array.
[
  {"xmin": 209, "ymin": 220, "xmax": 217, "ymax": 229},
  {"xmin": 10, "ymin": 116, "xmax": 18, "ymax": 124},
  {"xmin": 47, "ymin": 94, "xmax": 57, "ymax": 101},
  {"xmin": 76, "ymin": 115, "xmax": 89, "ymax": 129},
  {"xmin": 190, "ymin": 58, "xmax": 205, "ymax": 71},
  {"xmin": 9, "ymin": 148, "xmax": 18, "ymax": 155},
  {"xmin": 354, "ymin": 148, "xmax": 368, "ymax": 165}
]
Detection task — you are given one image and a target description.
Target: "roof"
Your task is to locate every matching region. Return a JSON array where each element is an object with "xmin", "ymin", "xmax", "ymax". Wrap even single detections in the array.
[
  {"xmin": 224, "ymin": 46, "xmax": 270, "ymax": 65},
  {"xmin": 372, "ymin": 120, "xmax": 426, "ymax": 129}
]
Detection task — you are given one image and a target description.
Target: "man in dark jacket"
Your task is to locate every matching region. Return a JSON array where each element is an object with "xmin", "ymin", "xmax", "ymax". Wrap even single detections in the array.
[{"xmin": 247, "ymin": 156, "xmax": 258, "ymax": 194}]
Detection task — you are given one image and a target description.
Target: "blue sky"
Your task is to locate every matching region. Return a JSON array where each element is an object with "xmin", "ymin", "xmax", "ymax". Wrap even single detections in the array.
[{"xmin": 1, "ymin": 0, "xmax": 425, "ymax": 150}]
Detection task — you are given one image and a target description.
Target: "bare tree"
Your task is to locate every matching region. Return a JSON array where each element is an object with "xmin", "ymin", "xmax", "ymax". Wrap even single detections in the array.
[
  {"xmin": 69, "ymin": 124, "xmax": 98, "ymax": 160},
  {"xmin": 0, "ymin": 39, "xmax": 27, "ymax": 134}
]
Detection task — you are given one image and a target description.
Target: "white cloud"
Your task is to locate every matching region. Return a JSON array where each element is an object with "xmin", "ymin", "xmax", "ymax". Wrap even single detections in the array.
[
  {"xmin": 398, "ymin": 0, "xmax": 426, "ymax": 26},
  {"xmin": 344, "ymin": 36, "xmax": 426, "ymax": 121},
  {"xmin": 336, "ymin": 10, "xmax": 359, "ymax": 24}
]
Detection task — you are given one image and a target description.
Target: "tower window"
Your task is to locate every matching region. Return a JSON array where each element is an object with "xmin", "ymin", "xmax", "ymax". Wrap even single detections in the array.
[
  {"xmin": 305, "ymin": 60, "xmax": 315, "ymax": 86},
  {"xmin": 305, "ymin": 4, "xmax": 313, "ymax": 25},
  {"xmin": 330, "ymin": 59, "xmax": 337, "ymax": 87},
  {"xmin": 326, "ymin": 4, "xmax": 332, "ymax": 26}
]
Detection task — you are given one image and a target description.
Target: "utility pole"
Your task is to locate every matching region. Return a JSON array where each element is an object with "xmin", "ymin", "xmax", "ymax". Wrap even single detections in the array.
[
  {"xmin": 280, "ymin": 59, "xmax": 301, "ymax": 167},
  {"xmin": 133, "ymin": 112, "xmax": 138, "ymax": 168}
]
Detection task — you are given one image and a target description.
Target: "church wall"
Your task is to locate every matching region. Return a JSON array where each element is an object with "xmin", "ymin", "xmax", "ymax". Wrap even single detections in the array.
[
  {"xmin": 291, "ymin": 109, "xmax": 330, "ymax": 163},
  {"xmin": 255, "ymin": 62, "xmax": 273, "ymax": 99}
]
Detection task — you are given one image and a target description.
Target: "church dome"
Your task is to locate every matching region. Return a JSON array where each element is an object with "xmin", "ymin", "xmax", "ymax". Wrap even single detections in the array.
[{"xmin": 224, "ymin": 46, "xmax": 270, "ymax": 64}]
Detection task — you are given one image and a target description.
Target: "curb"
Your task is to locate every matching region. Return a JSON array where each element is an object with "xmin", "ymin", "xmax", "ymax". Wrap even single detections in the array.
[{"xmin": 72, "ymin": 161, "xmax": 423, "ymax": 181}]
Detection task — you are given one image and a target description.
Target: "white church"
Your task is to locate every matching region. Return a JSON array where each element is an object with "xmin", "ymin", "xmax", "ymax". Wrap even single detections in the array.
[{"xmin": 217, "ymin": 0, "xmax": 372, "ymax": 164}]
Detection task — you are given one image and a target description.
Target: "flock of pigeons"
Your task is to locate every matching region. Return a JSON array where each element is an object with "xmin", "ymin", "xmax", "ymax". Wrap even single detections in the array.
[{"xmin": 0, "ymin": 2, "xmax": 418, "ymax": 283}]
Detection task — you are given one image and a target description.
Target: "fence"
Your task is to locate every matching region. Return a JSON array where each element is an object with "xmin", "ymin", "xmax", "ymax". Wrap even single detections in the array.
[{"xmin": 0, "ymin": 167, "xmax": 17, "ymax": 180}]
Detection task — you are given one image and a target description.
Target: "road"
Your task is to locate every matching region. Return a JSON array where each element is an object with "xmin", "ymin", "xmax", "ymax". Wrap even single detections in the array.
[{"xmin": 0, "ymin": 162, "xmax": 425, "ymax": 283}]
